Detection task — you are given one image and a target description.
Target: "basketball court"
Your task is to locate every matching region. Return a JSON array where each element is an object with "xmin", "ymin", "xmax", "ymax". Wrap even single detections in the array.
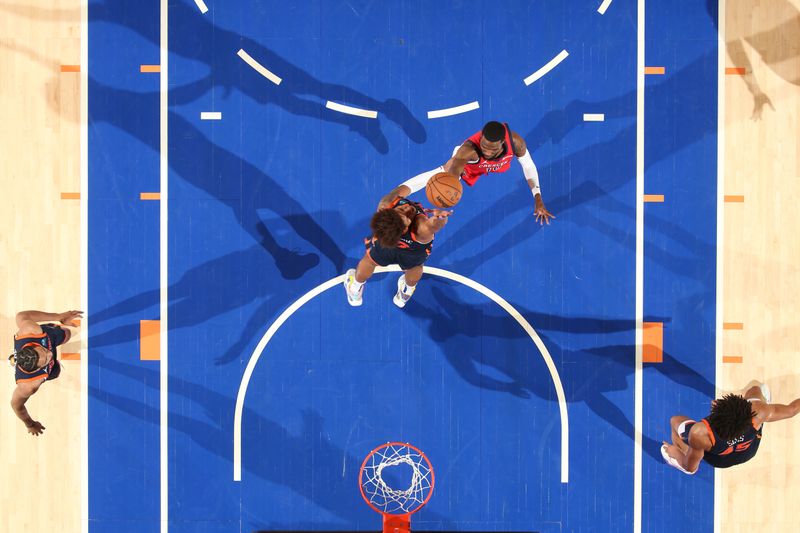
[{"xmin": 1, "ymin": 1, "xmax": 799, "ymax": 532}]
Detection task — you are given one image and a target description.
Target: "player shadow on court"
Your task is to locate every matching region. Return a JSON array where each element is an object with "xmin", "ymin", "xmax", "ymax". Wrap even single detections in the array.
[
  {"xmin": 402, "ymin": 284, "xmax": 715, "ymax": 463},
  {"xmin": 87, "ymin": 236, "xmax": 292, "ymax": 358},
  {"xmin": 87, "ymin": 355, "xmax": 452, "ymax": 527},
  {"xmin": 86, "ymin": 210, "xmax": 366, "ymax": 365},
  {"xmin": 0, "ymin": 0, "xmax": 427, "ymax": 154},
  {"xmin": 0, "ymin": 39, "xmax": 347, "ymax": 279},
  {"xmin": 706, "ymin": 0, "xmax": 800, "ymax": 120},
  {"xmin": 442, "ymin": 50, "xmax": 719, "ymax": 277},
  {"xmin": 86, "ymin": 206, "xmax": 372, "ymax": 364},
  {"xmin": 567, "ymin": 184, "xmax": 717, "ymax": 284},
  {"xmin": 96, "ymin": 75, "xmax": 347, "ymax": 278}
]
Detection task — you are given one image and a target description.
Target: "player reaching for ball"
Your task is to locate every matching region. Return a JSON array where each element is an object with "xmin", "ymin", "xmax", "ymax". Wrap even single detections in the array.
[
  {"xmin": 344, "ymin": 195, "xmax": 452, "ymax": 308},
  {"xmin": 378, "ymin": 121, "xmax": 555, "ymax": 225}
]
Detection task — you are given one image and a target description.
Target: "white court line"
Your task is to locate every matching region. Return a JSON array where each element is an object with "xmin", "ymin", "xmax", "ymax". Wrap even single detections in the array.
[
  {"xmin": 237, "ymin": 49, "xmax": 282, "ymax": 85},
  {"xmin": 634, "ymin": 0, "xmax": 645, "ymax": 531},
  {"xmin": 427, "ymin": 101, "xmax": 480, "ymax": 119},
  {"xmin": 598, "ymin": 0, "xmax": 613, "ymax": 15},
  {"xmin": 583, "ymin": 113, "xmax": 605, "ymax": 122},
  {"xmin": 524, "ymin": 49, "xmax": 569, "ymax": 86},
  {"xmin": 325, "ymin": 100, "xmax": 378, "ymax": 119},
  {"xmin": 160, "ymin": 0, "xmax": 169, "ymax": 531},
  {"xmin": 200, "ymin": 111, "xmax": 222, "ymax": 120},
  {"xmin": 80, "ymin": 0, "xmax": 88, "ymax": 530},
  {"xmin": 714, "ymin": 2, "xmax": 726, "ymax": 533},
  {"xmin": 193, "ymin": 0, "xmax": 209, "ymax": 14},
  {"xmin": 233, "ymin": 266, "xmax": 569, "ymax": 483}
]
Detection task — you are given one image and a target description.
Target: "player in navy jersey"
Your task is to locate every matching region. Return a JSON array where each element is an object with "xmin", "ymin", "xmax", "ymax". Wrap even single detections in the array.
[
  {"xmin": 379, "ymin": 121, "xmax": 554, "ymax": 225},
  {"xmin": 344, "ymin": 196, "xmax": 451, "ymax": 308},
  {"xmin": 662, "ymin": 382, "xmax": 800, "ymax": 473},
  {"xmin": 9, "ymin": 309, "xmax": 82, "ymax": 436}
]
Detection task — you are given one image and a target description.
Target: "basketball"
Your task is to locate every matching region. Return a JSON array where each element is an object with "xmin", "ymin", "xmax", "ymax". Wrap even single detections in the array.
[{"xmin": 425, "ymin": 172, "xmax": 462, "ymax": 208}]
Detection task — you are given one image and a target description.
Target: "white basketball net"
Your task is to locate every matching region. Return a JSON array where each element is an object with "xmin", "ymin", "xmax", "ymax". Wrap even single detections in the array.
[{"xmin": 360, "ymin": 443, "xmax": 434, "ymax": 514}]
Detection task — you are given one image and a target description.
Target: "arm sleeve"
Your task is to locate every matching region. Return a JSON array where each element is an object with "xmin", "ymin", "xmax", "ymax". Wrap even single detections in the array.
[
  {"xmin": 401, "ymin": 166, "xmax": 446, "ymax": 194},
  {"xmin": 517, "ymin": 150, "xmax": 541, "ymax": 196}
]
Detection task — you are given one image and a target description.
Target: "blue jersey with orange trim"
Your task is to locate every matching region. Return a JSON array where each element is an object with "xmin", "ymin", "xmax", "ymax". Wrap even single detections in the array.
[
  {"xmin": 701, "ymin": 417, "xmax": 762, "ymax": 458},
  {"xmin": 682, "ymin": 417, "xmax": 763, "ymax": 468},
  {"xmin": 13, "ymin": 324, "xmax": 61, "ymax": 384},
  {"xmin": 384, "ymin": 197, "xmax": 433, "ymax": 255}
]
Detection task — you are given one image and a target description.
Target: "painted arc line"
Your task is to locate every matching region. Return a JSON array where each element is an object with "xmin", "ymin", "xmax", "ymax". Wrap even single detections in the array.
[
  {"xmin": 325, "ymin": 101, "xmax": 378, "ymax": 119},
  {"xmin": 598, "ymin": 0, "xmax": 613, "ymax": 15},
  {"xmin": 427, "ymin": 101, "xmax": 480, "ymax": 119},
  {"xmin": 193, "ymin": 0, "xmax": 209, "ymax": 14},
  {"xmin": 583, "ymin": 113, "xmax": 605, "ymax": 122},
  {"xmin": 233, "ymin": 265, "xmax": 569, "ymax": 483},
  {"xmin": 524, "ymin": 49, "xmax": 569, "ymax": 86},
  {"xmin": 237, "ymin": 49, "xmax": 282, "ymax": 85},
  {"xmin": 200, "ymin": 111, "xmax": 222, "ymax": 120}
]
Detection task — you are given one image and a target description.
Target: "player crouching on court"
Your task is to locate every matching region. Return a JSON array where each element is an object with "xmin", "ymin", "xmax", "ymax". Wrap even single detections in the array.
[
  {"xmin": 344, "ymin": 196, "xmax": 452, "ymax": 308},
  {"xmin": 9, "ymin": 309, "xmax": 83, "ymax": 436},
  {"xmin": 661, "ymin": 382, "xmax": 800, "ymax": 474}
]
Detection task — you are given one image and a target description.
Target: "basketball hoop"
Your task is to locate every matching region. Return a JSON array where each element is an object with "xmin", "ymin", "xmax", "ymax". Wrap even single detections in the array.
[{"xmin": 359, "ymin": 442, "xmax": 435, "ymax": 533}]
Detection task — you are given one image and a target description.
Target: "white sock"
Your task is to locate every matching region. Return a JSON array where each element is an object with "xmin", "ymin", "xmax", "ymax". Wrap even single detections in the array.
[
  {"xmin": 403, "ymin": 281, "xmax": 416, "ymax": 294},
  {"xmin": 351, "ymin": 277, "xmax": 365, "ymax": 289}
]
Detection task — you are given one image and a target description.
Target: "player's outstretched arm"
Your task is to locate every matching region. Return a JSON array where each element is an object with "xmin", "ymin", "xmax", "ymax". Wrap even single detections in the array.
[
  {"xmin": 16, "ymin": 309, "xmax": 83, "ymax": 329},
  {"xmin": 380, "ymin": 165, "xmax": 451, "ymax": 209},
  {"xmin": 763, "ymin": 398, "xmax": 800, "ymax": 423},
  {"xmin": 377, "ymin": 185, "xmax": 411, "ymax": 210},
  {"xmin": 512, "ymin": 132, "xmax": 555, "ymax": 226},
  {"xmin": 11, "ymin": 381, "xmax": 46, "ymax": 436},
  {"xmin": 443, "ymin": 143, "xmax": 477, "ymax": 178},
  {"xmin": 415, "ymin": 210, "xmax": 452, "ymax": 242}
]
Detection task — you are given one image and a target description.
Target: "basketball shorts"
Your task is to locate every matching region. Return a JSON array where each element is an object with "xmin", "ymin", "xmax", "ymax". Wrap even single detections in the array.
[{"xmin": 365, "ymin": 240, "xmax": 430, "ymax": 271}]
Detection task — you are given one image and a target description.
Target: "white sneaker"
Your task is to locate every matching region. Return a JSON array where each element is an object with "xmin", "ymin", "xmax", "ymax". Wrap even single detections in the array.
[
  {"xmin": 393, "ymin": 275, "xmax": 415, "ymax": 308},
  {"xmin": 344, "ymin": 269, "xmax": 363, "ymax": 306}
]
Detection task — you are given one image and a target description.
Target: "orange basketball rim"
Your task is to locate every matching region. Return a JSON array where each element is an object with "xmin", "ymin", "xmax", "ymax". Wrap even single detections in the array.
[{"xmin": 358, "ymin": 441, "xmax": 435, "ymax": 533}]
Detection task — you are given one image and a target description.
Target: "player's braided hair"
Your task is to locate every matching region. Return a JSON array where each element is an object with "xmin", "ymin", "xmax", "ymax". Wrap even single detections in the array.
[
  {"xmin": 371, "ymin": 208, "xmax": 408, "ymax": 248},
  {"xmin": 13, "ymin": 346, "xmax": 41, "ymax": 372},
  {"xmin": 707, "ymin": 393, "xmax": 756, "ymax": 441}
]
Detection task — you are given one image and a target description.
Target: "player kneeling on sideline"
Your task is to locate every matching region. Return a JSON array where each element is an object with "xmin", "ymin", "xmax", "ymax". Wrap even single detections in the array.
[
  {"xmin": 344, "ymin": 196, "xmax": 451, "ymax": 308},
  {"xmin": 662, "ymin": 381, "xmax": 800, "ymax": 474}
]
